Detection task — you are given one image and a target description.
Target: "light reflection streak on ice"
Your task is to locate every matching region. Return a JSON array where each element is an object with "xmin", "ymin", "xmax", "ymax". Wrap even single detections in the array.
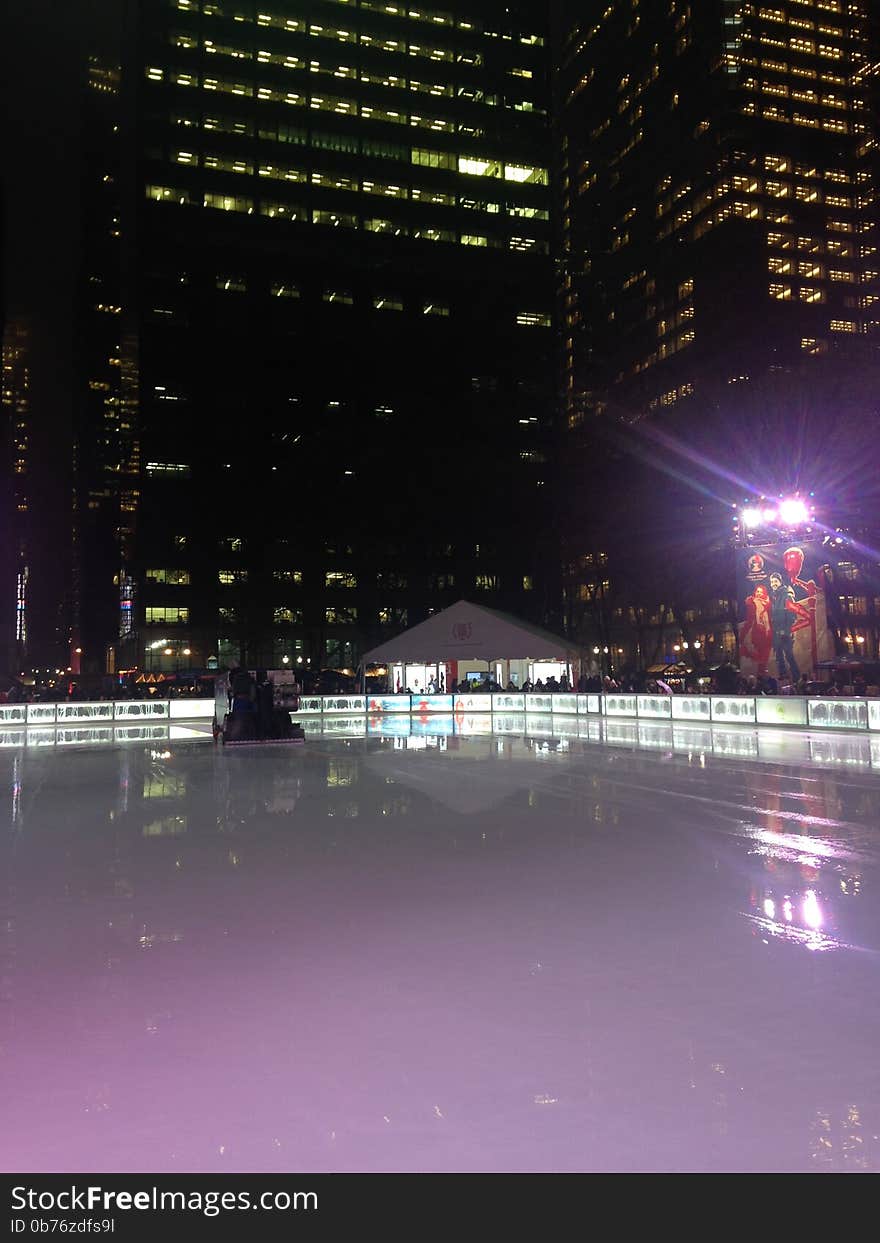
[
  {"xmin": 746, "ymin": 829, "xmax": 870, "ymax": 868},
  {"xmin": 744, "ymin": 910, "xmax": 841, "ymax": 952}
]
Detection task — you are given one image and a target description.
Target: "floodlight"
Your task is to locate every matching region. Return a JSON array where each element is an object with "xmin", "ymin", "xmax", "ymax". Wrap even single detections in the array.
[{"xmin": 779, "ymin": 497, "xmax": 809, "ymax": 525}]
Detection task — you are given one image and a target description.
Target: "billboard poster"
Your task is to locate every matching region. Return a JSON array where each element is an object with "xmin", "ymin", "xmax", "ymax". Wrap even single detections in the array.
[{"xmin": 737, "ymin": 542, "xmax": 833, "ymax": 679}]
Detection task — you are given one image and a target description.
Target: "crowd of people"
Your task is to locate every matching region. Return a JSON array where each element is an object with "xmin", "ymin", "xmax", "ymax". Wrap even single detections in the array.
[{"xmin": 381, "ymin": 659, "xmax": 878, "ymax": 699}]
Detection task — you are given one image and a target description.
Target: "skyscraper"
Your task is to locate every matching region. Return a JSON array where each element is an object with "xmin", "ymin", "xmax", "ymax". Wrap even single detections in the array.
[
  {"xmin": 554, "ymin": 0, "xmax": 880, "ymax": 666},
  {"xmin": 102, "ymin": 0, "xmax": 556, "ymax": 676}
]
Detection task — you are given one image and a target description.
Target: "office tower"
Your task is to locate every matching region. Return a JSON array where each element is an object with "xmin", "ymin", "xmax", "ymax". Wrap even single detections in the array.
[
  {"xmin": 554, "ymin": 0, "xmax": 880, "ymax": 666},
  {"xmin": 0, "ymin": 316, "xmax": 30, "ymax": 672},
  {"xmin": 105, "ymin": 0, "xmax": 556, "ymax": 676},
  {"xmin": 72, "ymin": 57, "xmax": 140, "ymax": 674}
]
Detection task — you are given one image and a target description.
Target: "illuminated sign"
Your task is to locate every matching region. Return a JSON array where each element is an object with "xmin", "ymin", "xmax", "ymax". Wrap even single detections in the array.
[
  {"xmin": 367, "ymin": 695, "xmax": 412, "ymax": 713},
  {"xmin": 710, "ymin": 697, "xmax": 756, "ymax": 723},
  {"xmin": 56, "ymin": 702, "xmax": 114, "ymax": 723},
  {"xmin": 119, "ymin": 574, "xmax": 134, "ymax": 637},
  {"xmin": 492, "ymin": 693, "xmax": 524, "ymax": 712},
  {"xmin": 755, "ymin": 698, "xmax": 808, "ymax": 727},
  {"xmin": 454, "ymin": 694, "xmax": 493, "ymax": 713},
  {"xmin": 807, "ymin": 698, "xmax": 869, "ymax": 731},
  {"xmin": 412, "ymin": 695, "xmax": 454, "ymax": 713},
  {"xmin": 16, "ymin": 567, "xmax": 27, "ymax": 643},
  {"xmin": 26, "ymin": 704, "xmax": 57, "ymax": 724},
  {"xmin": 604, "ymin": 695, "xmax": 637, "ymax": 717},
  {"xmin": 113, "ymin": 700, "xmax": 170, "ymax": 720},
  {"xmin": 736, "ymin": 540, "xmax": 833, "ymax": 679},
  {"xmin": 637, "ymin": 694, "xmax": 672, "ymax": 719},
  {"xmin": 671, "ymin": 696, "xmax": 711, "ymax": 720},
  {"xmin": 322, "ymin": 696, "xmax": 367, "ymax": 713}
]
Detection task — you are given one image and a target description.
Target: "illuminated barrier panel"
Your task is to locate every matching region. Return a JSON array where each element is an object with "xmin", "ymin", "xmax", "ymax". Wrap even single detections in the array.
[
  {"xmin": 870, "ymin": 701, "xmax": 880, "ymax": 733},
  {"xmin": 27, "ymin": 703, "xmax": 57, "ymax": 724},
  {"xmin": 296, "ymin": 695, "xmax": 324, "ymax": 714},
  {"xmin": 551, "ymin": 694, "xmax": 578, "ymax": 714},
  {"xmin": 322, "ymin": 695, "xmax": 367, "ymax": 714},
  {"xmin": 671, "ymin": 696, "xmax": 711, "ymax": 721},
  {"xmin": 755, "ymin": 698, "xmax": 807, "ymax": 727},
  {"xmin": 114, "ymin": 700, "xmax": 170, "ymax": 720},
  {"xmin": 604, "ymin": 694, "xmax": 637, "ymax": 717},
  {"xmin": 454, "ymin": 693, "xmax": 493, "ymax": 713},
  {"xmin": 169, "ymin": 698, "xmax": 215, "ymax": 719},
  {"xmin": 367, "ymin": 694, "xmax": 412, "ymax": 714},
  {"xmin": 411, "ymin": 694, "xmax": 454, "ymax": 713},
  {"xmin": 807, "ymin": 698, "xmax": 869, "ymax": 731},
  {"xmin": 524, "ymin": 693, "xmax": 552, "ymax": 713},
  {"xmin": 637, "ymin": 694, "xmax": 672, "ymax": 720},
  {"xmin": 578, "ymin": 694, "xmax": 601, "ymax": 714},
  {"xmin": 492, "ymin": 693, "xmax": 525, "ymax": 713},
  {"xmin": 0, "ymin": 705, "xmax": 27, "ymax": 725},
  {"xmin": 710, "ymin": 697, "xmax": 756, "ymax": 724},
  {"xmin": 56, "ymin": 702, "xmax": 114, "ymax": 724}
]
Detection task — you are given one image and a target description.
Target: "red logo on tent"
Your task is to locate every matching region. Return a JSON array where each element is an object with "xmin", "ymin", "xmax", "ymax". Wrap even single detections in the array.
[{"xmin": 452, "ymin": 623, "xmax": 472, "ymax": 640}]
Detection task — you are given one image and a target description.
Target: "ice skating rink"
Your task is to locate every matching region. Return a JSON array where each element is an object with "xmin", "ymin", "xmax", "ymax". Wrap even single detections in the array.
[{"xmin": 2, "ymin": 714, "xmax": 879, "ymax": 1173}]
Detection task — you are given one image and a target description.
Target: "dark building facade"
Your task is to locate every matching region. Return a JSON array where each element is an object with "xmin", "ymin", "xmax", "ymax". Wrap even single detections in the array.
[
  {"xmin": 0, "ymin": 316, "xmax": 29, "ymax": 674},
  {"xmin": 553, "ymin": 0, "xmax": 880, "ymax": 669},
  {"xmin": 72, "ymin": 57, "xmax": 140, "ymax": 675},
  {"xmin": 96, "ymin": 0, "xmax": 558, "ymax": 677}
]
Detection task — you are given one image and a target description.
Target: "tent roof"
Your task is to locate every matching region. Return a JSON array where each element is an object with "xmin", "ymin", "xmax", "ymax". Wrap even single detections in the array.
[{"xmin": 362, "ymin": 599, "xmax": 573, "ymax": 664}]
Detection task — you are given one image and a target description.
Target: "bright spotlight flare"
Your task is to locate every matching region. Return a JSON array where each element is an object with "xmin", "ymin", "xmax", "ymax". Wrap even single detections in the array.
[
  {"xmin": 778, "ymin": 497, "xmax": 810, "ymax": 526},
  {"xmin": 739, "ymin": 497, "xmax": 811, "ymax": 528}
]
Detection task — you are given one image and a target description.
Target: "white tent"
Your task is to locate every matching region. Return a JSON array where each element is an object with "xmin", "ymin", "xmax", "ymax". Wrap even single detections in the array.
[{"xmin": 362, "ymin": 599, "xmax": 573, "ymax": 664}]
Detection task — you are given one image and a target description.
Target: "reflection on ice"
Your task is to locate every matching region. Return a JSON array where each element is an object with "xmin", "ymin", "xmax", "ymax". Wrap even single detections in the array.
[{"xmin": 3, "ymin": 707, "xmax": 880, "ymax": 1174}]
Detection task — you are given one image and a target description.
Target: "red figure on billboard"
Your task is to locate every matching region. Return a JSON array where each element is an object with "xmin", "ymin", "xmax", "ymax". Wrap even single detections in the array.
[
  {"xmin": 783, "ymin": 546, "xmax": 819, "ymax": 671},
  {"xmin": 740, "ymin": 583, "xmax": 773, "ymax": 675}
]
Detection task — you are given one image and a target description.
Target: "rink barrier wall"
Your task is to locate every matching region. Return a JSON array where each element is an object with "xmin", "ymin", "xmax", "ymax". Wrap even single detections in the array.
[{"xmin": 1, "ymin": 695, "xmax": 877, "ymax": 732}]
